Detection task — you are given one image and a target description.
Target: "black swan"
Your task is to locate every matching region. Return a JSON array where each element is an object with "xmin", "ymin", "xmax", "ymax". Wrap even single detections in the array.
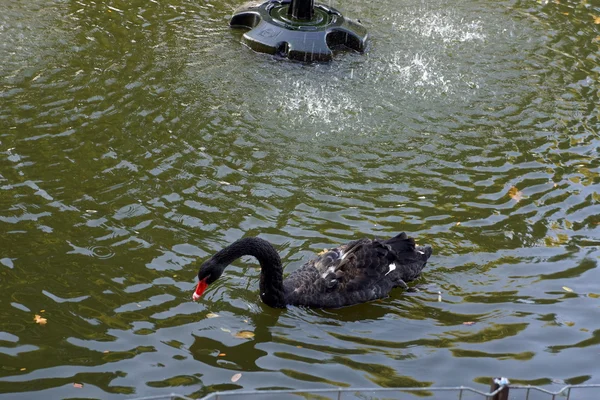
[{"xmin": 192, "ymin": 233, "xmax": 432, "ymax": 308}]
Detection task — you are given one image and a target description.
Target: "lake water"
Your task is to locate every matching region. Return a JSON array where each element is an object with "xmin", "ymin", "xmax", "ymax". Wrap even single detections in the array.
[{"xmin": 1, "ymin": 0, "xmax": 599, "ymax": 399}]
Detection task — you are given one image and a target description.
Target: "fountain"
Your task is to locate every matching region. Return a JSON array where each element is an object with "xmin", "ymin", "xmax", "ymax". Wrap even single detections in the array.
[{"xmin": 229, "ymin": 0, "xmax": 368, "ymax": 62}]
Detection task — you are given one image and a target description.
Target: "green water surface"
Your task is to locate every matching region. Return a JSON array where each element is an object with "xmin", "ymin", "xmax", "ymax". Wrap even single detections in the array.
[{"xmin": 1, "ymin": 0, "xmax": 600, "ymax": 398}]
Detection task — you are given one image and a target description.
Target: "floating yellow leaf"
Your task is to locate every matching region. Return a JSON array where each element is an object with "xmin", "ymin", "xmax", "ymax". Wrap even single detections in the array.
[
  {"xmin": 40, "ymin": 310, "xmax": 45, "ymax": 313},
  {"xmin": 455, "ymin": 222, "xmax": 461, "ymax": 226},
  {"xmin": 463, "ymin": 321, "xmax": 476, "ymax": 326},
  {"xmin": 34, "ymin": 315, "xmax": 47, "ymax": 325},
  {"xmin": 220, "ymin": 328, "xmax": 231, "ymax": 333},
  {"xmin": 234, "ymin": 331, "xmax": 255, "ymax": 339},
  {"xmin": 103, "ymin": 350, "xmax": 110, "ymax": 354},
  {"xmin": 594, "ymin": 16, "xmax": 600, "ymax": 24},
  {"xmin": 508, "ymin": 186, "xmax": 523, "ymax": 202},
  {"xmin": 562, "ymin": 286, "xmax": 574, "ymax": 292},
  {"xmin": 231, "ymin": 373, "xmax": 242, "ymax": 383},
  {"xmin": 73, "ymin": 383, "xmax": 84, "ymax": 388},
  {"xmin": 206, "ymin": 313, "xmax": 219, "ymax": 318},
  {"xmin": 218, "ymin": 353, "xmax": 226, "ymax": 357},
  {"xmin": 20, "ymin": 368, "xmax": 26, "ymax": 371}
]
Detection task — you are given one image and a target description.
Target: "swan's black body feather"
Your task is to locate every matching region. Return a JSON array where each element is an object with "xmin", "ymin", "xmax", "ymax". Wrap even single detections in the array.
[
  {"xmin": 283, "ymin": 233, "xmax": 431, "ymax": 307},
  {"xmin": 196, "ymin": 233, "xmax": 432, "ymax": 309}
]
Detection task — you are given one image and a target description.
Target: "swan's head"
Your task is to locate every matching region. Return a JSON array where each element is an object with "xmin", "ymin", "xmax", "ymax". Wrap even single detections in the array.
[{"xmin": 192, "ymin": 259, "xmax": 222, "ymax": 301}]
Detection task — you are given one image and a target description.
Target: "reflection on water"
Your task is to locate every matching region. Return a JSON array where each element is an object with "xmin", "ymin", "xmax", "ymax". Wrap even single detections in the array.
[{"xmin": 1, "ymin": 0, "xmax": 600, "ymax": 398}]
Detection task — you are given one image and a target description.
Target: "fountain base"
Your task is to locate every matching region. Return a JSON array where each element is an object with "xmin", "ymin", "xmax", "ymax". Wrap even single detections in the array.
[{"xmin": 230, "ymin": 0, "xmax": 368, "ymax": 62}]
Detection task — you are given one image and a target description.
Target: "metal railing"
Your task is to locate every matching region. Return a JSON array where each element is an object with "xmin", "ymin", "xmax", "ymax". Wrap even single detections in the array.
[{"xmin": 128, "ymin": 382, "xmax": 600, "ymax": 400}]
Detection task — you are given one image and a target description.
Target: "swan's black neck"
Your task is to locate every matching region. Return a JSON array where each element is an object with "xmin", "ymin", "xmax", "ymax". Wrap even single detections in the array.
[{"xmin": 211, "ymin": 237, "xmax": 286, "ymax": 308}]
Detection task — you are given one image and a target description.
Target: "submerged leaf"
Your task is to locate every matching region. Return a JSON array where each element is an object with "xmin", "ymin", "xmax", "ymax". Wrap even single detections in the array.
[
  {"xmin": 234, "ymin": 331, "xmax": 255, "ymax": 339},
  {"xmin": 508, "ymin": 186, "xmax": 523, "ymax": 202},
  {"xmin": 231, "ymin": 373, "xmax": 242, "ymax": 382}
]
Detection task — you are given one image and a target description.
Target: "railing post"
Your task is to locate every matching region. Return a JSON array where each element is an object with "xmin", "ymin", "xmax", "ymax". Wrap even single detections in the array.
[{"xmin": 490, "ymin": 378, "xmax": 509, "ymax": 400}]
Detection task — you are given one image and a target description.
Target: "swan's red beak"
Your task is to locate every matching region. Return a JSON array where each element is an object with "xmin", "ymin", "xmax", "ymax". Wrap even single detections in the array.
[{"xmin": 193, "ymin": 277, "xmax": 209, "ymax": 301}]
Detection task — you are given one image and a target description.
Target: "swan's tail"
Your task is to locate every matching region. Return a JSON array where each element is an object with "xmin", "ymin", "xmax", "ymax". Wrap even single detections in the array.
[
  {"xmin": 384, "ymin": 232, "xmax": 432, "ymax": 282},
  {"xmin": 416, "ymin": 244, "xmax": 433, "ymax": 260}
]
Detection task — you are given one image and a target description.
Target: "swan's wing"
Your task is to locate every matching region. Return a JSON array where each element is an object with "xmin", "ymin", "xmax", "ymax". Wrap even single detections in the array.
[
  {"xmin": 309, "ymin": 239, "xmax": 367, "ymax": 280},
  {"xmin": 283, "ymin": 233, "xmax": 431, "ymax": 307},
  {"xmin": 281, "ymin": 239, "xmax": 365, "ymax": 296},
  {"xmin": 319, "ymin": 233, "xmax": 431, "ymax": 291}
]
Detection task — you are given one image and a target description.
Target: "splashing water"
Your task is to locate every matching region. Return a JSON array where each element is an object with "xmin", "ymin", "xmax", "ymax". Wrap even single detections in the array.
[
  {"xmin": 387, "ymin": 52, "xmax": 451, "ymax": 92},
  {"xmin": 395, "ymin": 10, "xmax": 486, "ymax": 43},
  {"xmin": 275, "ymin": 78, "xmax": 363, "ymax": 133}
]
